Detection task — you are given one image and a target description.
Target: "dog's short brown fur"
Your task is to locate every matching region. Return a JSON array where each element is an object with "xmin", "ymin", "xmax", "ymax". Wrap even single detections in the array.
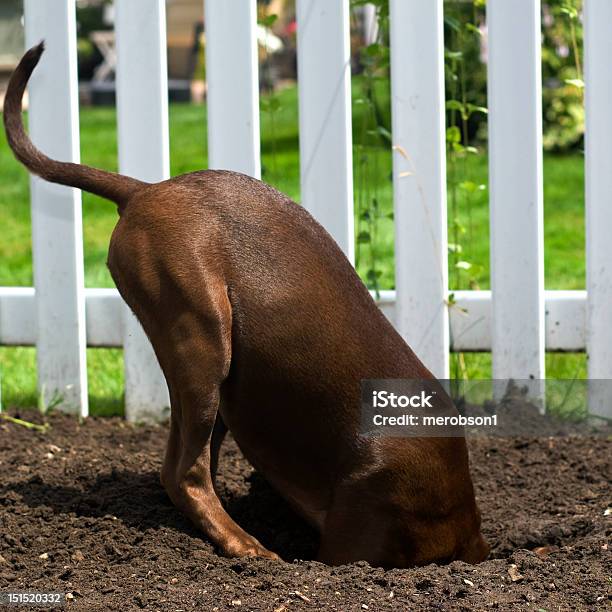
[{"xmin": 4, "ymin": 44, "xmax": 489, "ymax": 568}]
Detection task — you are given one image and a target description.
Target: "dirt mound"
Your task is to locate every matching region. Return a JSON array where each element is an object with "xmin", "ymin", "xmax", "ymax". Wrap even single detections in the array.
[{"xmin": 0, "ymin": 411, "xmax": 609, "ymax": 610}]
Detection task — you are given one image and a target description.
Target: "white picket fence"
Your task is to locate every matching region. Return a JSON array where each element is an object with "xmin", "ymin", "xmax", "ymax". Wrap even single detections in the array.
[{"xmin": 0, "ymin": 0, "xmax": 611, "ymax": 421}]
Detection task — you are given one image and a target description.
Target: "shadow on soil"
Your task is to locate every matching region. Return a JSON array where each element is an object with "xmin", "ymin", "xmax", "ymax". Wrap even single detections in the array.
[{"xmin": 0, "ymin": 469, "xmax": 318, "ymax": 562}]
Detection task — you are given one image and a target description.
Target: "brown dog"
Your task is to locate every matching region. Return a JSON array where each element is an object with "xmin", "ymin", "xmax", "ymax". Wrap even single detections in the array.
[{"xmin": 4, "ymin": 44, "xmax": 488, "ymax": 568}]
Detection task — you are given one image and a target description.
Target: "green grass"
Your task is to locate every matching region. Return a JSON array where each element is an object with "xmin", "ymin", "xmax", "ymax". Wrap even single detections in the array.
[
  {"xmin": 0, "ymin": 81, "xmax": 587, "ymax": 416},
  {"xmin": 0, "ymin": 347, "xmax": 124, "ymax": 417}
]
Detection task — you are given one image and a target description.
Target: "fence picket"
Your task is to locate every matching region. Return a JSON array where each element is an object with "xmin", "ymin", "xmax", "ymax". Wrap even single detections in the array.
[
  {"xmin": 487, "ymin": 0, "xmax": 545, "ymax": 388},
  {"xmin": 584, "ymin": 0, "xmax": 612, "ymax": 419},
  {"xmin": 296, "ymin": 0, "xmax": 354, "ymax": 261},
  {"xmin": 389, "ymin": 0, "xmax": 449, "ymax": 378},
  {"xmin": 205, "ymin": 0, "xmax": 260, "ymax": 178},
  {"xmin": 23, "ymin": 0, "xmax": 88, "ymax": 416},
  {"xmin": 115, "ymin": 0, "xmax": 170, "ymax": 422}
]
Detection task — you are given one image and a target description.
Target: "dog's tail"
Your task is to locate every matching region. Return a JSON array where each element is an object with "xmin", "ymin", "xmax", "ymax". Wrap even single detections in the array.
[{"xmin": 3, "ymin": 42, "xmax": 147, "ymax": 210}]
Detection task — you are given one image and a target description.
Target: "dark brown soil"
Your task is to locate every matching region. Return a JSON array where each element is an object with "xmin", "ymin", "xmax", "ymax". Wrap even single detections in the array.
[{"xmin": 0, "ymin": 411, "xmax": 610, "ymax": 611}]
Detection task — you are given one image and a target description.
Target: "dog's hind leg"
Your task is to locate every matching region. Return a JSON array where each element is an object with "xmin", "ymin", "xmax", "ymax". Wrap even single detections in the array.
[
  {"xmin": 157, "ymin": 292, "xmax": 277, "ymax": 560},
  {"xmin": 108, "ymin": 218, "xmax": 277, "ymax": 560}
]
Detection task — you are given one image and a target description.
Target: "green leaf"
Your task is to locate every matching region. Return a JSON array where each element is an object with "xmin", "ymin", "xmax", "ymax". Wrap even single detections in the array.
[
  {"xmin": 559, "ymin": 6, "xmax": 578, "ymax": 19},
  {"xmin": 446, "ymin": 126, "xmax": 461, "ymax": 144},
  {"xmin": 466, "ymin": 103, "xmax": 488, "ymax": 116},
  {"xmin": 364, "ymin": 43, "xmax": 382, "ymax": 57},
  {"xmin": 258, "ymin": 14, "xmax": 278, "ymax": 27},
  {"xmin": 565, "ymin": 78, "xmax": 584, "ymax": 89},
  {"xmin": 444, "ymin": 15, "xmax": 461, "ymax": 32},
  {"xmin": 465, "ymin": 23, "xmax": 482, "ymax": 36},
  {"xmin": 455, "ymin": 261, "xmax": 472, "ymax": 270},
  {"xmin": 366, "ymin": 269, "xmax": 383, "ymax": 281},
  {"xmin": 448, "ymin": 243, "xmax": 463, "ymax": 254},
  {"xmin": 459, "ymin": 181, "xmax": 477, "ymax": 193},
  {"xmin": 376, "ymin": 126, "xmax": 392, "ymax": 143},
  {"xmin": 261, "ymin": 97, "xmax": 281, "ymax": 113},
  {"xmin": 446, "ymin": 100, "xmax": 464, "ymax": 112},
  {"xmin": 445, "ymin": 49, "xmax": 463, "ymax": 61},
  {"xmin": 357, "ymin": 231, "xmax": 371, "ymax": 244},
  {"xmin": 452, "ymin": 219, "xmax": 467, "ymax": 234}
]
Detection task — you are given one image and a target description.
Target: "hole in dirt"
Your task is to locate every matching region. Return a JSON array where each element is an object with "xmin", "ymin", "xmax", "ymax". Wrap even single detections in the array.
[
  {"xmin": 223, "ymin": 472, "xmax": 319, "ymax": 561},
  {"xmin": 0, "ymin": 469, "xmax": 318, "ymax": 562}
]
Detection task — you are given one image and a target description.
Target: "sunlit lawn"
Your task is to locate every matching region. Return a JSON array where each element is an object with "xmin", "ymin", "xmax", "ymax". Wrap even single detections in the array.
[{"xmin": 0, "ymin": 82, "xmax": 587, "ymax": 415}]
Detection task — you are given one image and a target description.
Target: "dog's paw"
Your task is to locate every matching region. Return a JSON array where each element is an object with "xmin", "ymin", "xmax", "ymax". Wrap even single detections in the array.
[{"xmin": 220, "ymin": 535, "xmax": 280, "ymax": 561}]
